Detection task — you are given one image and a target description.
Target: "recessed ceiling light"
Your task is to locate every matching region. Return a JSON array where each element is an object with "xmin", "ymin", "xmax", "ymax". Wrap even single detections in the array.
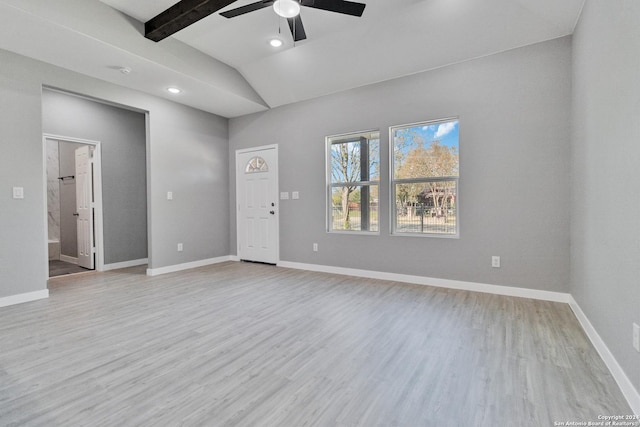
[
  {"xmin": 119, "ymin": 66, "xmax": 132, "ymax": 75},
  {"xmin": 167, "ymin": 87, "xmax": 181, "ymax": 94},
  {"xmin": 269, "ymin": 38, "xmax": 283, "ymax": 47}
]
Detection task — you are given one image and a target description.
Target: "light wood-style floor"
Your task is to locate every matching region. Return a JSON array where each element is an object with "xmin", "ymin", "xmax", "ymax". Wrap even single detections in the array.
[{"xmin": 0, "ymin": 262, "xmax": 631, "ymax": 426}]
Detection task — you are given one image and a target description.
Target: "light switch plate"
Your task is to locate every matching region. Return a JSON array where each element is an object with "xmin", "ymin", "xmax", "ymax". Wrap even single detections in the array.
[
  {"xmin": 12, "ymin": 187, "xmax": 24, "ymax": 199},
  {"xmin": 280, "ymin": 192, "xmax": 289, "ymax": 200},
  {"xmin": 491, "ymin": 256, "xmax": 501, "ymax": 268},
  {"xmin": 292, "ymin": 191, "xmax": 299, "ymax": 200}
]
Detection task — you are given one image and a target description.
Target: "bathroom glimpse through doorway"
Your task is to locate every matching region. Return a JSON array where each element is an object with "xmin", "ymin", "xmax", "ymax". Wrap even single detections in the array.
[{"xmin": 44, "ymin": 135, "xmax": 104, "ymax": 278}]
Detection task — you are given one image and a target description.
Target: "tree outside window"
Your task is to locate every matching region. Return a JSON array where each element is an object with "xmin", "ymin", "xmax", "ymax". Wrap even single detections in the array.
[
  {"xmin": 327, "ymin": 131, "xmax": 380, "ymax": 232},
  {"xmin": 391, "ymin": 119, "xmax": 459, "ymax": 236}
]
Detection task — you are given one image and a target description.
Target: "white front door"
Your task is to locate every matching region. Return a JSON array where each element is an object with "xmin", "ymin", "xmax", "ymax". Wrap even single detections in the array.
[
  {"xmin": 236, "ymin": 146, "xmax": 279, "ymax": 264},
  {"xmin": 75, "ymin": 145, "xmax": 94, "ymax": 269}
]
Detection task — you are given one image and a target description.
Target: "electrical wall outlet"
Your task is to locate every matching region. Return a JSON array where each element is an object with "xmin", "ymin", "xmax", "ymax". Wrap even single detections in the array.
[
  {"xmin": 177, "ymin": 243, "xmax": 183, "ymax": 252},
  {"xmin": 491, "ymin": 256, "xmax": 501, "ymax": 268},
  {"xmin": 167, "ymin": 191, "xmax": 173, "ymax": 200},
  {"xmin": 313, "ymin": 243, "xmax": 318, "ymax": 252},
  {"xmin": 633, "ymin": 323, "xmax": 639, "ymax": 352}
]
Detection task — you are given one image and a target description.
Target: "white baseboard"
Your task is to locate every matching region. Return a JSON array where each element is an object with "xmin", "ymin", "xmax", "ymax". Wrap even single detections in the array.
[
  {"xmin": 229, "ymin": 255, "xmax": 241, "ymax": 262},
  {"xmin": 146, "ymin": 256, "xmax": 234, "ymax": 276},
  {"xmin": 568, "ymin": 297, "xmax": 640, "ymax": 415},
  {"xmin": 0, "ymin": 289, "xmax": 49, "ymax": 308},
  {"xmin": 59, "ymin": 255, "xmax": 78, "ymax": 264},
  {"xmin": 277, "ymin": 261, "xmax": 571, "ymax": 303},
  {"xmin": 102, "ymin": 258, "xmax": 148, "ymax": 271}
]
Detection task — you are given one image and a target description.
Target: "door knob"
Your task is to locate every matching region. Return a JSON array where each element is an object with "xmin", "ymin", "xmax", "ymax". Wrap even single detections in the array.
[
  {"xmin": 269, "ymin": 210, "xmax": 275, "ymax": 215},
  {"xmin": 73, "ymin": 213, "xmax": 79, "ymax": 216}
]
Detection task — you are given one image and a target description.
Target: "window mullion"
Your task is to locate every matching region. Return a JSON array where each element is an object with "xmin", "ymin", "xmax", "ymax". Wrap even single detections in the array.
[{"xmin": 331, "ymin": 181, "xmax": 378, "ymax": 187}]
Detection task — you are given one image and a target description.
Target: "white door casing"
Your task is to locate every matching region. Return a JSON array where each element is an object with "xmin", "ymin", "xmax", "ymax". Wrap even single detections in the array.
[
  {"xmin": 43, "ymin": 134, "xmax": 104, "ymax": 275},
  {"xmin": 236, "ymin": 145, "xmax": 279, "ymax": 264},
  {"xmin": 75, "ymin": 145, "xmax": 94, "ymax": 269}
]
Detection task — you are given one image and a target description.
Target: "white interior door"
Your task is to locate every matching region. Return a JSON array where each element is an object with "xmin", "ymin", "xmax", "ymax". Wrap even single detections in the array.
[
  {"xmin": 236, "ymin": 146, "xmax": 278, "ymax": 264},
  {"xmin": 75, "ymin": 145, "xmax": 94, "ymax": 269}
]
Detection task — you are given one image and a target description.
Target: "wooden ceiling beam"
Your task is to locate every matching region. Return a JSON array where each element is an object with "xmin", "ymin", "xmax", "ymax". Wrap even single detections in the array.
[{"xmin": 145, "ymin": 0, "xmax": 238, "ymax": 42}]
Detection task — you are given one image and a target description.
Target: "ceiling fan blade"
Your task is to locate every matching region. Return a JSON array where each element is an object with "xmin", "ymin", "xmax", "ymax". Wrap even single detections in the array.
[
  {"xmin": 304, "ymin": 0, "xmax": 366, "ymax": 17},
  {"xmin": 220, "ymin": 0, "xmax": 274, "ymax": 18},
  {"xmin": 145, "ymin": 0, "xmax": 239, "ymax": 41},
  {"xmin": 287, "ymin": 15, "xmax": 307, "ymax": 42}
]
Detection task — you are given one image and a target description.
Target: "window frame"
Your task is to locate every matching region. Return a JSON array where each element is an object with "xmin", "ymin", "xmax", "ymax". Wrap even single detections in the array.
[
  {"xmin": 326, "ymin": 129, "xmax": 380, "ymax": 235},
  {"xmin": 389, "ymin": 118, "xmax": 460, "ymax": 238}
]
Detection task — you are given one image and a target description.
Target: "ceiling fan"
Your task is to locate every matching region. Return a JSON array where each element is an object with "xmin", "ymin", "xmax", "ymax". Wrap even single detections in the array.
[
  {"xmin": 144, "ymin": 0, "xmax": 365, "ymax": 43},
  {"xmin": 220, "ymin": 0, "xmax": 367, "ymax": 42}
]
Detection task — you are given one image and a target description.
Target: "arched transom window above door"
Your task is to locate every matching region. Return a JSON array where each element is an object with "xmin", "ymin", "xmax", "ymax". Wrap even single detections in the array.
[{"xmin": 245, "ymin": 156, "xmax": 269, "ymax": 173}]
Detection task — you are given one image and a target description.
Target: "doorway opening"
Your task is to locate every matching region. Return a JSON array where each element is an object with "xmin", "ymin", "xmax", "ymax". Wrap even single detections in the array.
[{"xmin": 44, "ymin": 135, "xmax": 103, "ymax": 278}]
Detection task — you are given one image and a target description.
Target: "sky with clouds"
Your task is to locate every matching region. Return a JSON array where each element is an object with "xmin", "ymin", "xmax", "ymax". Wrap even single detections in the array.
[{"xmin": 411, "ymin": 119, "xmax": 459, "ymax": 149}]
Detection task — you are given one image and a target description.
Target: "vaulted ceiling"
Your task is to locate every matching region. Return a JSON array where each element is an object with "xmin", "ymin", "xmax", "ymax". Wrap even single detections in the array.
[{"xmin": 0, "ymin": 0, "xmax": 584, "ymax": 118}]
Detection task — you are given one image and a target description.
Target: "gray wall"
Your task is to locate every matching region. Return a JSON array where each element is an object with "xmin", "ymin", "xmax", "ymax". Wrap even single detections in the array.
[
  {"xmin": 58, "ymin": 141, "xmax": 83, "ymax": 258},
  {"xmin": 0, "ymin": 48, "xmax": 229, "ymax": 299},
  {"xmin": 571, "ymin": 0, "xmax": 640, "ymax": 392},
  {"xmin": 0, "ymin": 52, "xmax": 48, "ymax": 297},
  {"xmin": 43, "ymin": 90, "xmax": 148, "ymax": 264},
  {"xmin": 146, "ymin": 99, "xmax": 230, "ymax": 268},
  {"xmin": 230, "ymin": 37, "xmax": 572, "ymax": 292}
]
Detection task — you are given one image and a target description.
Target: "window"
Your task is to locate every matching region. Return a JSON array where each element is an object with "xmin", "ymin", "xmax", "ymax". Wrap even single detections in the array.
[
  {"xmin": 245, "ymin": 156, "xmax": 268, "ymax": 173},
  {"xmin": 327, "ymin": 131, "xmax": 380, "ymax": 232},
  {"xmin": 391, "ymin": 119, "xmax": 459, "ymax": 236}
]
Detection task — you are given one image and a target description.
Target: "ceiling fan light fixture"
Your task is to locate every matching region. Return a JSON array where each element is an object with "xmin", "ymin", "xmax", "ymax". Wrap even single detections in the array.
[
  {"xmin": 269, "ymin": 38, "xmax": 284, "ymax": 47},
  {"xmin": 273, "ymin": 0, "xmax": 300, "ymax": 18},
  {"xmin": 167, "ymin": 87, "xmax": 181, "ymax": 94}
]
